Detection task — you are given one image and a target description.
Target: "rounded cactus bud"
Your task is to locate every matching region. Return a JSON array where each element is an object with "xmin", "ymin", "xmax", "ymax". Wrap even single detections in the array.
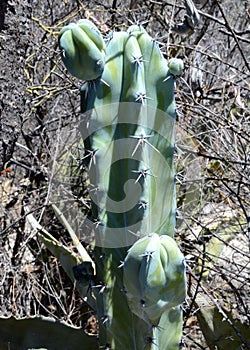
[
  {"xmin": 59, "ymin": 19, "xmax": 106, "ymax": 81},
  {"xmin": 168, "ymin": 58, "xmax": 184, "ymax": 76},
  {"xmin": 123, "ymin": 233, "xmax": 186, "ymax": 325}
]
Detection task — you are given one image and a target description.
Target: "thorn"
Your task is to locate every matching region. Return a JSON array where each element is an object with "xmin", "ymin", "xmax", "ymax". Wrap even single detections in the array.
[
  {"xmin": 138, "ymin": 200, "xmax": 148, "ymax": 210},
  {"xmin": 131, "ymin": 55, "xmax": 148, "ymax": 65},
  {"xmin": 140, "ymin": 299, "xmax": 146, "ymax": 308},
  {"xmin": 152, "ymin": 324, "xmax": 164, "ymax": 331},
  {"xmin": 151, "ymin": 37, "xmax": 165, "ymax": 47},
  {"xmin": 93, "ymin": 218, "xmax": 103, "ymax": 228},
  {"xmin": 140, "ymin": 250, "xmax": 155, "ymax": 263},
  {"xmin": 92, "ymin": 282, "xmax": 107, "ymax": 294},
  {"xmin": 135, "ymin": 92, "xmax": 152, "ymax": 105},
  {"xmin": 147, "ymin": 232, "xmax": 154, "ymax": 238},
  {"xmin": 130, "ymin": 131, "xmax": 152, "ymax": 141},
  {"xmin": 82, "ymin": 149, "xmax": 98, "ymax": 170},
  {"xmin": 100, "ymin": 344, "xmax": 111, "ymax": 350},
  {"xmin": 99, "ymin": 252, "xmax": 106, "ymax": 259},
  {"xmin": 127, "ymin": 18, "xmax": 149, "ymax": 27},
  {"xmin": 132, "ymin": 168, "xmax": 156, "ymax": 184},
  {"xmin": 117, "ymin": 261, "xmax": 124, "ymax": 268},
  {"xmin": 127, "ymin": 229, "xmax": 141, "ymax": 238},
  {"xmin": 101, "ymin": 78, "xmax": 110, "ymax": 87},
  {"xmin": 101, "ymin": 315, "xmax": 110, "ymax": 325},
  {"xmin": 80, "ymin": 110, "xmax": 92, "ymax": 129},
  {"xmin": 145, "ymin": 336, "xmax": 157, "ymax": 346},
  {"xmin": 130, "ymin": 131, "xmax": 160, "ymax": 157},
  {"xmin": 163, "ymin": 75, "xmax": 172, "ymax": 82},
  {"xmin": 88, "ymin": 183, "xmax": 100, "ymax": 194}
]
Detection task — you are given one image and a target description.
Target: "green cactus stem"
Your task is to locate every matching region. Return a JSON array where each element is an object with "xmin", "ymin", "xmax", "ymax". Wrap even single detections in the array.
[{"xmin": 57, "ymin": 21, "xmax": 186, "ymax": 350}]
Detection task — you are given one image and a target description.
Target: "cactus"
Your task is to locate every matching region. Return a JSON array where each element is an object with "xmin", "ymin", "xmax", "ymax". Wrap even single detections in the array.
[
  {"xmin": 59, "ymin": 19, "xmax": 106, "ymax": 81},
  {"xmin": 0, "ymin": 20, "xmax": 186, "ymax": 350},
  {"xmin": 58, "ymin": 19, "xmax": 187, "ymax": 350},
  {"xmin": 123, "ymin": 233, "xmax": 186, "ymax": 326}
]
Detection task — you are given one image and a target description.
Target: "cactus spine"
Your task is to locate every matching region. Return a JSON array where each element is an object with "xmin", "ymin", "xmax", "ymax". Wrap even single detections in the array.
[{"xmin": 59, "ymin": 20, "xmax": 186, "ymax": 350}]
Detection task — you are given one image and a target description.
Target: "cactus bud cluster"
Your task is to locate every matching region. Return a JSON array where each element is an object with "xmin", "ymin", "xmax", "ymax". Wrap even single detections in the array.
[
  {"xmin": 167, "ymin": 58, "xmax": 184, "ymax": 76},
  {"xmin": 123, "ymin": 233, "xmax": 186, "ymax": 325},
  {"xmin": 58, "ymin": 19, "xmax": 106, "ymax": 81}
]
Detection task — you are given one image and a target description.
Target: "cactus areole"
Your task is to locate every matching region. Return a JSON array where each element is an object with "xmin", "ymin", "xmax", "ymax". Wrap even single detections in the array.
[{"xmin": 59, "ymin": 19, "xmax": 186, "ymax": 350}]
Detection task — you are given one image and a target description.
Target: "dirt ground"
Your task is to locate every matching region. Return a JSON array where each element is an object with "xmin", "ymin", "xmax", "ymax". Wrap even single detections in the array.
[{"xmin": 0, "ymin": 0, "xmax": 249, "ymax": 349}]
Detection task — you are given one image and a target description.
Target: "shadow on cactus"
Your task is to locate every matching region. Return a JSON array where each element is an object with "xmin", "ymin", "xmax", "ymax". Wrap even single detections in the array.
[{"xmin": 0, "ymin": 19, "xmax": 186, "ymax": 350}]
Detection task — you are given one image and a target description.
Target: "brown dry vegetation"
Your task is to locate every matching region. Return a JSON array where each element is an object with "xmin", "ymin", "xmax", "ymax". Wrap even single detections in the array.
[{"xmin": 0, "ymin": 0, "xmax": 249, "ymax": 349}]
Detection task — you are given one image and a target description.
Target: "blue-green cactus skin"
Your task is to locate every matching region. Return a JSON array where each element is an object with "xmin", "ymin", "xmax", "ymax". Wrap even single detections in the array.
[
  {"xmin": 59, "ymin": 19, "xmax": 106, "ymax": 81},
  {"xmin": 123, "ymin": 234, "xmax": 186, "ymax": 325},
  {"xmin": 168, "ymin": 58, "xmax": 184, "ymax": 77},
  {"xmin": 59, "ymin": 22, "xmax": 185, "ymax": 350}
]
